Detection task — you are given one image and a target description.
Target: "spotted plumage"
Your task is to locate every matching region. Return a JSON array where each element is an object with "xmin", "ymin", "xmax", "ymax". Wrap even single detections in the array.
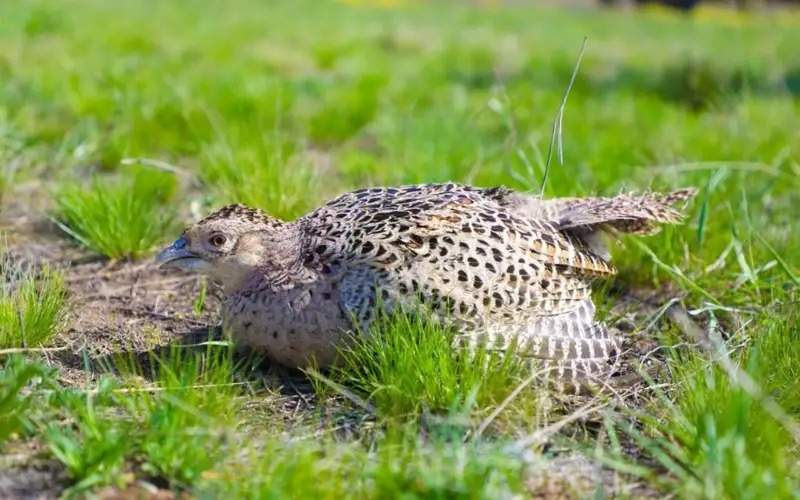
[{"xmin": 157, "ymin": 183, "xmax": 695, "ymax": 388}]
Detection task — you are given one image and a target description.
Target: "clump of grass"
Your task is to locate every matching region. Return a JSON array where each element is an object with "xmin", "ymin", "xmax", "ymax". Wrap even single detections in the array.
[
  {"xmin": 367, "ymin": 427, "xmax": 525, "ymax": 498},
  {"xmin": 606, "ymin": 312, "xmax": 800, "ymax": 497},
  {"xmin": 0, "ymin": 355, "xmax": 53, "ymax": 445},
  {"xmin": 198, "ymin": 423, "xmax": 526, "ymax": 499},
  {"xmin": 197, "ymin": 436, "xmax": 358, "ymax": 498},
  {"xmin": 116, "ymin": 342, "xmax": 241, "ymax": 488},
  {"xmin": 0, "ymin": 251, "xmax": 67, "ymax": 349},
  {"xmin": 329, "ymin": 308, "xmax": 537, "ymax": 421},
  {"xmin": 43, "ymin": 342, "xmax": 242, "ymax": 493},
  {"xmin": 44, "ymin": 378, "xmax": 134, "ymax": 493},
  {"xmin": 200, "ymin": 135, "xmax": 315, "ymax": 221},
  {"xmin": 53, "ymin": 167, "xmax": 177, "ymax": 259}
]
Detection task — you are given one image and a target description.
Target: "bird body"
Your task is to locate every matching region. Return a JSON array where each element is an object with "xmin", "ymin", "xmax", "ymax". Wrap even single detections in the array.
[{"xmin": 158, "ymin": 183, "xmax": 695, "ymax": 384}]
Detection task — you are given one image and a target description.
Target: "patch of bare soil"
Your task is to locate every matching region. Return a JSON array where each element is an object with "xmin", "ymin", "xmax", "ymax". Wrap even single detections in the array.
[
  {"xmin": 526, "ymin": 452, "xmax": 657, "ymax": 498},
  {"xmin": 57, "ymin": 259, "xmax": 218, "ymax": 370},
  {"xmin": 0, "ymin": 465, "xmax": 66, "ymax": 500},
  {"xmin": 0, "ymin": 440, "xmax": 68, "ymax": 500},
  {"xmin": 3, "ymin": 206, "xmax": 219, "ymax": 371}
]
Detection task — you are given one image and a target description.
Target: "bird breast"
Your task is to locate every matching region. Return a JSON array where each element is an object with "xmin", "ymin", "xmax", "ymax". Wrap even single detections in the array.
[{"xmin": 222, "ymin": 281, "xmax": 350, "ymax": 368}]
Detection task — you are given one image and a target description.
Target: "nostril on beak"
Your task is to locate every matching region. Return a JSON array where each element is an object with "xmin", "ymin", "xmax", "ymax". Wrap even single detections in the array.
[
  {"xmin": 156, "ymin": 236, "xmax": 192, "ymax": 266},
  {"xmin": 173, "ymin": 236, "xmax": 187, "ymax": 250}
]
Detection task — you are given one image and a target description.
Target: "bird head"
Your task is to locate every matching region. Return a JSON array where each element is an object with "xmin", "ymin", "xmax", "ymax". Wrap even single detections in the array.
[{"xmin": 156, "ymin": 204, "xmax": 287, "ymax": 292}]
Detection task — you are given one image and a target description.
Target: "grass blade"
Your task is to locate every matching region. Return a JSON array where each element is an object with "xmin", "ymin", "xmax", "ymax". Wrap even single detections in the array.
[{"xmin": 540, "ymin": 36, "xmax": 587, "ymax": 196}]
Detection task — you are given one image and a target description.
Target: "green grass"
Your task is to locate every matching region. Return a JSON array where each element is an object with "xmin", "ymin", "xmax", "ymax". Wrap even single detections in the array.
[
  {"xmin": 53, "ymin": 167, "xmax": 178, "ymax": 259},
  {"xmin": 196, "ymin": 436, "xmax": 359, "ymax": 499},
  {"xmin": 668, "ymin": 313, "xmax": 800, "ymax": 498},
  {"xmin": 40, "ymin": 342, "xmax": 242, "ymax": 493},
  {"xmin": 362, "ymin": 425, "xmax": 526, "ymax": 499},
  {"xmin": 329, "ymin": 309, "xmax": 539, "ymax": 424},
  {"xmin": 0, "ymin": 356, "xmax": 53, "ymax": 445},
  {"xmin": 0, "ymin": 250, "xmax": 67, "ymax": 349},
  {"xmin": 29, "ymin": 337, "xmax": 530, "ymax": 497},
  {"xmin": 199, "ymin": 131, "xmax": 317, "ymax": 220},
  {"xmin": 196, "ymin": 425, "xmax": 526, "ymax": 499},
  {"xmin": 120, "ymin": 344, "xmax": 241, "ymax": 488},
  {"xmin": 0, "ymin": 168, "xmax": 9, "ymax": 205},
  {"xmin": 0, "ymin": 0, "xmax": 799, "ymax": 496},
  {"xmin": 44, "ymin": 379, "xmax": 134, "ymax": 492},
  {"xmin": 599, "ymin": 311, "xmax": 800, "ymax": 497}
]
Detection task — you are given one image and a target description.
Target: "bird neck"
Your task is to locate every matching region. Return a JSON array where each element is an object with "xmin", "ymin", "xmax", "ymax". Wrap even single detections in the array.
[{"xmin": 224, "ymin": 223, "xmax": 308, "ymax": 293}]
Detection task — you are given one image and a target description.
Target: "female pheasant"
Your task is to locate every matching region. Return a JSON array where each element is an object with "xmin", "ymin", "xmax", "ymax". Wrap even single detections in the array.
[{"xmin": 157, "ymin": 183, "xmax": 695, "ymax": 386}]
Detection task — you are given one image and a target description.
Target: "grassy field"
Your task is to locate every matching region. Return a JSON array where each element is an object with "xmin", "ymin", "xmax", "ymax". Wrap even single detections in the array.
[{"xmin": 1, "ymin": 0, "xmax": 799, "ymax": 497}]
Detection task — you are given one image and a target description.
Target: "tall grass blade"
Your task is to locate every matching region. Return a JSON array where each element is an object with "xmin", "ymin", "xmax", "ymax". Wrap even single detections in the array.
[{"xmin": 541, "ymin": 36, "xmax": 587, "ymax": 196}]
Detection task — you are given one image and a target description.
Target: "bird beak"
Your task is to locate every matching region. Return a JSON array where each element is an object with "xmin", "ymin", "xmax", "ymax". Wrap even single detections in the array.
[{"xmin": 156, "ymin": 236, "xmax": 204, "ymax": 270}]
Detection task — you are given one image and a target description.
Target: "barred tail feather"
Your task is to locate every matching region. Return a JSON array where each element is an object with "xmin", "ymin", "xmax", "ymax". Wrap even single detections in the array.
[
  {"xmin": 517, "ymin": 299, "xmax": 622, "ymax": 393},
  {"xmin": 554, "ymin": 188, "xmax": 697, "ymax": 234},
  {"xmin": 506, "ymin": 188, "xmax": 696, "ymax": 261}
]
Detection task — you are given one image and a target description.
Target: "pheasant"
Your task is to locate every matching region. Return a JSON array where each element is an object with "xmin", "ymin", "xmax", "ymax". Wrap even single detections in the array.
[{"xmin": 157, "ymin": 183, "xmax": 695, "ymax": 386}]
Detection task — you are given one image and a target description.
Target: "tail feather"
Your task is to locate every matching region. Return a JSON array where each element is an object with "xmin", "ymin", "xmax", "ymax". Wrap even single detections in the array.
[
  {"xmin": 555, "ymin": 188, "xmax": 697, "ymax": 234},
  {"xmin": 524, "ymin": 315, "xmax": 619, "ymax": 362},
  {"xmin": 517, "ymin": 299, "xmax": 618, "ymax": 359},
  {"xmin": 519, "ymin": 300, "xmax": 622, "ymax": 394},
  {"xmin": 506, "ymin": 188, "xmax": 696, "ymax": 260}
]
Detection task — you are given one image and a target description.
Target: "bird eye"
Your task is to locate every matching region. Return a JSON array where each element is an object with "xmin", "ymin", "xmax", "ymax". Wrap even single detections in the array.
[{"xmin": 209, "ymin": 234, "xmax": 227, "ymax": 247}]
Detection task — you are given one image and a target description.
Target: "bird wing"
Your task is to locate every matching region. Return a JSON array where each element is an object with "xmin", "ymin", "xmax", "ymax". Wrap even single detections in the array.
[
  {"xmin": 301, "ymin": 183, "xmax": 614, "ymax": 279},
  {"xmin": 298, "ymin": 184, "xmax": 613, "ymax": 338}
]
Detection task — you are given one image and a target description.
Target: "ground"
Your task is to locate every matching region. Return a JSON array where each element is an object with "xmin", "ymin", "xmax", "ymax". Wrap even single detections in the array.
[{"xmin": 1, "ymin": 0, "xmax": 799, "ymax": 498}]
